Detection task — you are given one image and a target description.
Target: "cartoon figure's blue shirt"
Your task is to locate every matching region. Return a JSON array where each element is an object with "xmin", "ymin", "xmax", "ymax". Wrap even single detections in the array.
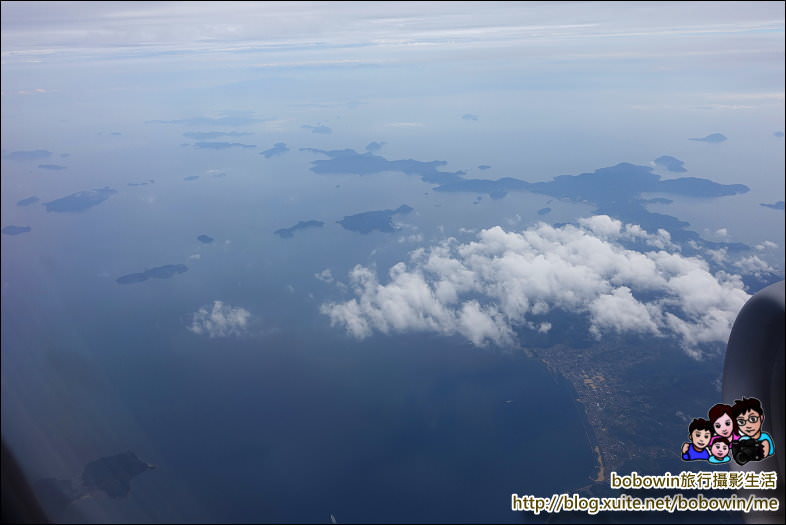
[
  {"xmin": 708, "ymin": 455, "xmax": 730, "ymax": 464},
  {"xmin": 683, "ymin": 445, "xmax": 709, "ymax": 461}
]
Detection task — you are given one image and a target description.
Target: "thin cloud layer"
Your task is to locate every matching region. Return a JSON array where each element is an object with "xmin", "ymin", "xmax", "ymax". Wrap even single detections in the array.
[
  {"xmin": 321, "ymin": 216, "xmax": 750, "ymax": 358},
  {"xmin": 188, "ymin": 300, "xmax": 251, "ymax": 338}
]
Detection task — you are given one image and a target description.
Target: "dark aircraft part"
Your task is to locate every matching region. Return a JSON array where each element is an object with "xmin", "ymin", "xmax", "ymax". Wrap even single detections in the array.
[{"xmin": 723, "ymin": 280, "xmax": 784, "ymax": 524}]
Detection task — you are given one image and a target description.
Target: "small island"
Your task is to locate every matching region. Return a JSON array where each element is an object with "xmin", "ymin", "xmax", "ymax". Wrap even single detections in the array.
[
  {"xmin": 197, "ymin": 234, "xmax": 214, "ymax": 243},
  {"xmin": 43, "ymin": 187, "xmax": 116, "ymax": 213},
  {"xmin": 689, "ymin": 133, "xmax": 727, "ymax": 143},
  {"xmin": 117, "ymin": 264, "xmax": 188, "ymax": 284},
  {"xmin": 761, "ymin": 201, "xmax": 785, "ymax": 211},
  {"xmin": 17, "ymin": 196, "xmax": 40, "ymax": 206},
  {"xmin": 653, "ymin": 155, "xmax": 686, "ymax": 172},
  {"xmin": 275, "ymin": 220, "xmax": 325, "ymax": 239},
  {"xmin": 337, "ymin": 205, "xmax": 413, "ymax": 234},
  {"xmin": 2, "ymin": 225, "xmax": 31, "ymax": 236}
]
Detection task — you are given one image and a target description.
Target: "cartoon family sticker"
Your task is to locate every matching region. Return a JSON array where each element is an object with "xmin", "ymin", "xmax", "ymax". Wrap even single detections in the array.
[{"xmin": 681, "ymin": 397, "xmax": 775, "ymax": 465}]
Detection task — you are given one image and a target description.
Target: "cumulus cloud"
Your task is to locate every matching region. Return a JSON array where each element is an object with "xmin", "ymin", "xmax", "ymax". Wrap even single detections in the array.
[
  {"xmin": 188, "ymin": 300, "xmax": 251, "ymax": 338},
  {"xmin": 321, "ymin": 216, "xmax": 750, "ymax": 358}
]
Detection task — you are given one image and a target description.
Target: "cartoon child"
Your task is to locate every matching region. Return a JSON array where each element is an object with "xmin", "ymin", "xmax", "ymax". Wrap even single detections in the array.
[
  {"xmin": 708, "ymin": 436, "xmax": 731, "ymax": 464},
  {"xmin": 681, "ymin": 418, "xmax": 712, "ymax": 461},
  {"xmin": 708, "ymin": 403, "xmax": 740, "ymax": 443},
  {"xmin": 732, "ymin": 397, "xmax": 775, "ymax": 459}
]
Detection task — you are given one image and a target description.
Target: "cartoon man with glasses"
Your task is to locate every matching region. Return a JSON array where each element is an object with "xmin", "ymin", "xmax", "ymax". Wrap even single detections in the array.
[{"xmin": 732, "ymin": 397, "xmax": 774, "ymax": 460}]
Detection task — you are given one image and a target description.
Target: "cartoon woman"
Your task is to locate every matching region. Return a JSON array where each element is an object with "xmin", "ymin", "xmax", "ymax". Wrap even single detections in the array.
[{"xmin": 708, "ymin": 403, "xmax": 740, "ymax": 443}]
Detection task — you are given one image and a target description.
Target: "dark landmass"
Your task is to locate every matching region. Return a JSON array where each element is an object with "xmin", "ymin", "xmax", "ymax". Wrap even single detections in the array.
[
  {"xmin": 82, "ymin": 451, "xmax": 155, "ymax": 499},
  {"xmin": 38, "ymin": 164, "xmax": 67, "ymax": 170},
  {"xmin": 478, "ymin": 165, "xmax": 491, "ymax": 170},
  {"xmin": 116, "ymin": 264, "xmax": 188, "ymax": 284},
  {"xmin": 147, "ymin": 115, "xmax": 266, "ymax": 126},
  {"xmin": 212, "ymin": 172, "xmax": 227, "ymax": 178},
  {"xmin": 183, "ymin": 131, "xmax": 253, "ymax": 140},
  {"xmin": 760, "ymin": 201, "xmax": 785, "ymax": 210},
  {"xmin": 690, "ymin": 133, "xmax": 727, "ymax": 143},
  {"xmin": 301, "ymin": 147, "xmax": 464, "ymax": 185},
  {"xmin": 775, "ymin": 131, "xmax": 785, "ymax": 138},
  {"xmin": 303, "ymin": 147, "xmax": 750, "ymax": 252},
  {"xmin": 61, "ymin": 153, "xmax": 70, "ymax": 158},
  {"xmin": 338, "ymin": 205, "xmax": 413, "ymax": 234},
  {"xmin": 2, "ymin": 149, "xmax": 51, "ymax": 161},
  {"xmin": 2, "ymin": 225, "xmax": 31, "ymax": 235},
  {"xmin": 654, "ymin": 155, "xmax": 686, "ymax": 172},
  {"xmin": 43, "ymin": 187, "xmax": 116, "ymax": 213},
  {"xmin": 17, "ymin": 196, "xmax": 40, "ymax": 206},
  {"xmin": 435, "ymin": 163, "xmax": 749, "ymax": 249},
  {"xmin": 197, "ymin": 234, "xmax": 214, "ymax": 243},
  {"xmin": 302, "ymin": 124, "xmax": 332, "ymax": 134},
  {"xmin": 184, "ymin": 175, "xmax": 199, "ymax": 181},
  {"xmin": 461, "ymin": 113, "xmax": 479, "ymax": 121},
  {"xmin": 275, "ymin": 220, "xmax": 325, "ymax": 239},
  {"xmin": 33, "ymin": 451, "xmax": 154, "ymax": 515},
  {"xmin": 261, "ymin": 142, "xmax": 289, "ymax": 158},
  {"xmin": 193, "ymin": 142, "xmax": 256, "ymax": 150},
  {"xmin": 639, "ymin": 197, "xmax": 673, "ymax": 205},
  {"xmin": 128, "ymin": 179, "xmax": 155, "ymax": 186},
  {"xmin": 32, "ymin": 478, "xmax": 83, "ymax": 515},
  {"xmin": 537, "ymin": 207, "xmax": 551, "ymax": 216},
  {"xmin": 365, "ymin": 141, "xmax": 385, "ymax": 152},
  {"xmin": 526, "ymin": 330, "xmax": 729, "ymax": 488}
]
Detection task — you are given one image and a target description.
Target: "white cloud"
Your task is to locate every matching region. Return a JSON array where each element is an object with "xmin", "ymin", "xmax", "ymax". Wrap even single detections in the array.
[
  {"xmin": 315, "ymin": 268, "xmax": 334, "ymax": 283},
  {"xmin": 755, "ymin": 240, "xmax": 778, "ymax": 251},
  {"xmin": 188, "ymin": 300, "xmax": 251, "ymax": 338},
  {"xmin": 321, "ymin": 216, "xmax": 751, "ymax": 358}
]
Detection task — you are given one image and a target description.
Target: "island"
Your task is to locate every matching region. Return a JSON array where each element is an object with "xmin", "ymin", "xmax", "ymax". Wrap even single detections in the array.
[
  {"xmin": 337, "ymin": 205, "xmax": 413, "ymax": 234},
  {"xmin": 2, "ymin": 225, "xmax": 31, "ymax": 235},
  {"xmin": 760, "ymin": 201, "xmax": 785, "ymax": 210},
  {"xmin": 274, "ymin": 220, "xmax": 325, "ymax": 239},
  {"xmin": 82, "ymin": 451, "xmax": 155, "ymax": 498},
  {"xmin": 197, "ymin": 234, "xmax": 214, "ymax": 243},
  {"xmin": 43, "ymin": 187, "xmax": 116, "ymax": 213},
  {"xmin": 38, "ymin": 164, "xmax": 67, "ymax": 170},
  {"xmin": 653, "ymin": 155, "xmax": 686, "ymax": 172},
  {"xmin": 116, "ymin": 264, "xmax": 188, "ymax": 284},
  {"xmin": 33, "ymin": 451, "xmax": 155, "ymax": 515},
  {"xmin": 261, "ymin": 142, "xmax": 289, "ymax": 158},
  {"xmin": 184, "ymin": 175, "xmax": 199, "ymax": 181},
  {"xmin": 689, "ymin": 133, "xmax": 727, "ymax": 143},
  {"xmin": 17, "ymin": 196, "xmax": 40, "ymax": 206},
  {"xmin": 537, "ymin": 207, "xmax": 551, "ymax": 216}
]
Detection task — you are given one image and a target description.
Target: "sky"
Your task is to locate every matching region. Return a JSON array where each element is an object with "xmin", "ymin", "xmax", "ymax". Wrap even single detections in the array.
[{"xmin": 1, "ymin": 2, "xmax": 785, "ymax": 523}]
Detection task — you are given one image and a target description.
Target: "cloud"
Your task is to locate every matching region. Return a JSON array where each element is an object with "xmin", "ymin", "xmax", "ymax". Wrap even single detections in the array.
[
  {"xmin": 192, "ymin": 142, "xmax": 256, "ymax": 150},
  {"xmin": 302, "ymin": 124, "xmax": 332, "ymax": 134},
  {"xmin": 315, "ymin": 269, "xmax": 334, "ymax": 283},
  {"xmin": 385, "ymin": 122, "xmax": 423, "ymax": 128},
  {"xmin": 321, "ymin": 216, "xmax": 750, "ymax": 358},
  {"xmin": 183, "ymin": 131, "xmax": 254, "ymax": 139},
  {"xmin": 365, "ymin": 141, "xmax": 385, "ymax": 152},
  {"xmin": 261, "ymin": 142, "xmax": 289, "ymax": 158},
  {"xmin": 188, "ymin": 300, "xmax": 251, "ymax": 338},
  {"xmin": 3, "ymin": 149, "xmax": 52, "ymax": 160},
  {"xmin": 147, "ymin": 114, "xmax": 267, "ymax": 126}
]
